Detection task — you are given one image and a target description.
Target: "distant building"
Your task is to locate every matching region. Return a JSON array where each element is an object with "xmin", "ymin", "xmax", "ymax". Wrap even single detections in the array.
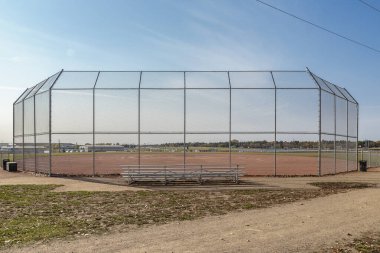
[
  {"xmin": 79, "ymin": 145, "xmax": 125, "ymax": 152},
  {"xmin": 0, "ymin": 144, "xmax": 12, "ymax": 152},
  {"xmin": 59, "ymin": 143, "xmax": 77, "ymax": 150}
]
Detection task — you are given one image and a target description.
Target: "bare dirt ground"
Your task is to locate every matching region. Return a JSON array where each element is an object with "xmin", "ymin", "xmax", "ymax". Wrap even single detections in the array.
[
  {"xmin": 1, "ymin": 167, "xmax": 378, "ymax": 191},
  {"xmin": 1, "ymin": 169, "xmax": 379, "ymax": 253},
  {"xmin": 246, "ymin": 168, "xmax": 380, "ymax": 189},
  {"xmin": 0, "ymin": 170, "xmax": 141, "ymax": 192}
]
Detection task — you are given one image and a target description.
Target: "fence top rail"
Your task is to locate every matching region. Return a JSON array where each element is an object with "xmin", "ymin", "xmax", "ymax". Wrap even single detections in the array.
[{"xmin": 17, "ymin": 69, "xmax": 354, "ymax": 97}]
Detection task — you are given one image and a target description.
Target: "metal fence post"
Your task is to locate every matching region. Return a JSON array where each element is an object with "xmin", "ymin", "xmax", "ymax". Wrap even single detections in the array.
[
  {"xmin": 184, "ymin": 72, "xmax": 186, "ymax": 172},
  {"xmin": 12, "ymin": 102, "xmax": 15, "ymax": 163},
  {"xmin": 307, "ymin": 69, "xmax": 325, "ymax": 176},
  {"xmin": 344, "ymin": 88, "xmax": 359, "ymax": 171},
  {"xmin": 92, "ymin": 72, "xmax": 100, "ymax": 176},
  {"xmin": 34, "ymin": 95, "xmax": 37, "ymax": 173},
  {"xmin": 48, "ymin": 70, "xmax": 63, "ymax": 176},
  {"xmin": 318, "ymin": 82, "xmax": 322, "ymax": 176},
  {"xmin": 227, "ymin": 71, "xmax": 232, "ymax": 168},
  {"xmin": 346, "ymin": 100, "xmax": 349, "ymax": 172},
  {"xmin": 334, "ymin": 95, "xmax": 337, "ymax": 174},
  {"xmin": 357, "ymin": 104, "xmax": 359, "ymax": 171},
  {"xmin": 48, "ymin": 88, "xmax": 52, "ymax": 176},
  {"xmin": 138, "ymin": 71, "xmax": 142, "ymax": 172},
  {"xmin": 270, "ymin": 72, "xmax": 277, "ymax": 176},
  {"xmin": 22, "ymin": 99, "xmax": 24, "ymax": 171},
  {"xmin": 93, "ymin": 84, "xmax": 95, "ymax": 176}
]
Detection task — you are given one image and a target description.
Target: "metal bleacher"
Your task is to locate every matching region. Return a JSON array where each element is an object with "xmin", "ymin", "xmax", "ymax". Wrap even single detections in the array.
[{"xmin": 121, "ymin": 164, "xmax": 244, "ymax": 185}]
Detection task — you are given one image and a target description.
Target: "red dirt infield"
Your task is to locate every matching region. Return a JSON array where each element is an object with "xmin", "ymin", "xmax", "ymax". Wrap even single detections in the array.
[{"xmin": 19, "ymin": 152, "xmax": 357, "ymax": 176}]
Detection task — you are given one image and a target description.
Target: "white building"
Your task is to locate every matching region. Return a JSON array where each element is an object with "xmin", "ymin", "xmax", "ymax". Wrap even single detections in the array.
[{"xmin": 79, "ymin": 145, "xmax": 125, "ymax": 152}]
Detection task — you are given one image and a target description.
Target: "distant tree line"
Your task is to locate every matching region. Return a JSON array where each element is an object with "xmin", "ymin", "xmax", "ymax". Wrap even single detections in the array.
[
  {"xmin": 358, "ymin": 140, "xmax": 380, "ymax": 148},
  {"xmin": 51, "ymin": 140, "xmax": 378, "ymax": 150},
  {"xmin": 141, "ymin": 140, "xmax": 320, "ymax": 149}
]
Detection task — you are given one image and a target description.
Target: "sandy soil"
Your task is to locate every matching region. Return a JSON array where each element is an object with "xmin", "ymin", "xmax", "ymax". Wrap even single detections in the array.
[{"xmin": 5, "ymin": 187, "xmax": 379, "ymax": 253}]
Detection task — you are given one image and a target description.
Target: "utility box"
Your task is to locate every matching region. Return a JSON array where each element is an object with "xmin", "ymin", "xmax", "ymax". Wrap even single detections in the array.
[
  {"xmin": 359, "ymin": 160, "xmax": 367, "ymax": 172},
  {"xmin": 2, "ymin": 159, "xmax": 9, "ymax": 170},
  {"xmin": 6, "ymin": 162, "xmax": 17, "ymax": 172}
]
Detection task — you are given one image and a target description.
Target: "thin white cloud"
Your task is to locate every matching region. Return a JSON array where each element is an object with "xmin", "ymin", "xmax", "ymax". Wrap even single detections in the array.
[
  {"xmin": 0, "ymin": 18, "xmax": 119, "ymax": 64},
  {"xmin": 135, "ymin": 23, "xmax": 269, "ymax": 70}
]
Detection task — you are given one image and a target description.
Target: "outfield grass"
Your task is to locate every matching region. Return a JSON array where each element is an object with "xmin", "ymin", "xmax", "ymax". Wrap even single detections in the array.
[{"xmin": 0, "ymin": 182, "xmax": 375, "ymax": 249}]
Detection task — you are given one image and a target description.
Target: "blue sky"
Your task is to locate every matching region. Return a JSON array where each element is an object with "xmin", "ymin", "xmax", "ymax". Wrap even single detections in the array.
[{"xmin": 0, "ymin": 0, "xmax": 379, "ymax": 142}]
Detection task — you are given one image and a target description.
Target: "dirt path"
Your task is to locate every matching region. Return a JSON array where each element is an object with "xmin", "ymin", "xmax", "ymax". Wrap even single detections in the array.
[
  {"xmin": 6, "ymin": 187, "xmax": 379, "ymax": 253},
  {"xmin": 0, "ymin": 170, "xmax": 140, "ymax": 192},
  {"xmin": 1, "ymin": 168, "xmax": 379, "ymax": 191}
]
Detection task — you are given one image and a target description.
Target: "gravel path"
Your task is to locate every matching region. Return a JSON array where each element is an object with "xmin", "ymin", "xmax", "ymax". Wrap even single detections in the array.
[{"xmin": 6, "ymin": 187, "xmax": 380, "ymax": 253}]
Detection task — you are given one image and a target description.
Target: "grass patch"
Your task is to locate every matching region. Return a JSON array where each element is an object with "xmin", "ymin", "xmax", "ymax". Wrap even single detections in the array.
[
  {"xmin": 351, "ymin": 233, "xmax": 380, "ymax": 253},
  {"xmin": 0, "ymin": 182, "xmax": 375, "ymax": 249},
  {"xmin": 329, "ymin": 232, "xmax": 380, "ymax": 253},
  {"xmin": 309, "ymin": 182, "xmax": 376, "ymax": 190}
]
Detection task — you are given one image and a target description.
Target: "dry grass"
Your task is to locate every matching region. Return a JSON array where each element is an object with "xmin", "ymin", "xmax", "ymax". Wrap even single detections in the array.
[
  {"xmin": 0, "ymin": 182, "xmax": 375, "ymax": 249},
  {"xmin": 328, "ymin": 232, "xmax": 380, "ymax": 253}
]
